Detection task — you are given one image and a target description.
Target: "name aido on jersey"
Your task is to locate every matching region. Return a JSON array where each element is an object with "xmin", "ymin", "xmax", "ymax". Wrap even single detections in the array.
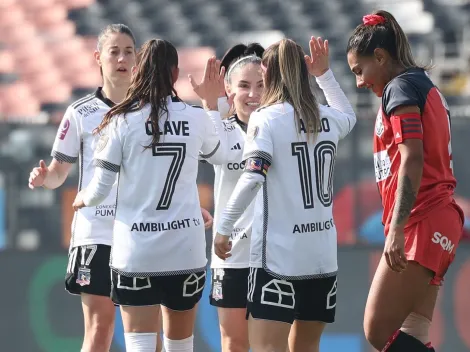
[
  {"xmin": 293, "ymin": 218, "xmax": 335, "ymax": 234},
  {"xmin": 131, "ymin": 218, "xmax": 202, "ymax": 232},
  {"xmin": 298, "ymin": 117, "xmax": 331, "ymax": 133}
]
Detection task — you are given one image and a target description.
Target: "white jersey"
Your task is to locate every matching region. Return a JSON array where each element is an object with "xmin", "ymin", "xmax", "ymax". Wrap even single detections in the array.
[
  {"xmin": 243, "ymin": 102, "xmax": 355, "ymax": 279},
  {"xmin": 92, "ymin": 96, "xmax": 224, "ymax": 276},
  {"xmin": 211, "ymin": 116, "xmax": 253, "ymax": 269},
  {"xmin": 51, "ymin": 88, "xmax": 117, "ymax": 248}
]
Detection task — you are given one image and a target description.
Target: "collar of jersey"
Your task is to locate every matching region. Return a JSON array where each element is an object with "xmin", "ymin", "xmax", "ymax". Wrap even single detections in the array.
[
  {"xmin": 230, "ymin": 114, "xmax": 247, "ymax": 132},
  {"xmin": 95, "ymin": 87, "xmax": 116, "ymax": 108}
]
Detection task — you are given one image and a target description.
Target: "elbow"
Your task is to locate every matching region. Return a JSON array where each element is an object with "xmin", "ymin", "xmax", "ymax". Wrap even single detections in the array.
[{"xmin": 400, "ymin": 152, "xmax": 424, "ymax": 175}]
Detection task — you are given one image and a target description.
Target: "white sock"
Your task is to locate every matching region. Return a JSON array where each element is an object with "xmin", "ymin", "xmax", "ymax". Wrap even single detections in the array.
[
  {"xmin": 163, "ymin": 335, "xmax": 193, "ymax": 352},
  {"xmin": 124, "ymin": 332, "xmax": 158, "ymax": 352}
]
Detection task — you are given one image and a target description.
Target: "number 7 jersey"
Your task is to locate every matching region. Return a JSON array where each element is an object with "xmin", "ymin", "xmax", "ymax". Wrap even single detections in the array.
[
  {"xmin": 92, "ymin": 97, "xmax": 223, "ymax": 276},
  {"xmin": 244, "ymin": 102, "xmax": 355, "ymax": 279}
]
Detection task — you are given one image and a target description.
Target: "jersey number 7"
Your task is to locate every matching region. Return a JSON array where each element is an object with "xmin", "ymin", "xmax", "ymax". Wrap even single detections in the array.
[
  {"xmin": 152, "ymin": 142, "xmax": 186, "ymax": 210},
  {"xmin": 291, "ymin": 141, "xmax": 336, "ymax": 209}
]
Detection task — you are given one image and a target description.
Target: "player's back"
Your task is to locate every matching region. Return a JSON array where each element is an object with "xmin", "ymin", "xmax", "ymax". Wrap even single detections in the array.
[
  {"xmin": 248, "ymin": 102, "xmax": 351, "ymax": 279},
  {"xmin": 111, "ymin": 97, "xmax": 217, "ymax": 274}
]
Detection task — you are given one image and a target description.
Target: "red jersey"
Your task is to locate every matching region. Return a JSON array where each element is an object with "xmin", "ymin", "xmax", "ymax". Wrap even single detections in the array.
[{"xmin": 373, "ymin": 68, "xmax": 458, "ymax": 234}]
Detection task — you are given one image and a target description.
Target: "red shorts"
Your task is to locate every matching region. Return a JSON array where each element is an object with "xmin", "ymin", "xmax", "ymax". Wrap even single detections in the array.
[{"xmin": 404, "ymin": 201, "xmax": 464, "ymax": 285}]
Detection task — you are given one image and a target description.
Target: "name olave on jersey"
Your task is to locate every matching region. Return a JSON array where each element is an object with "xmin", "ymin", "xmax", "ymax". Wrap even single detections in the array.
[
  {"xmin": 293, "ymin": 218, "xmax": 335, "ymax": 234},
  {"xmin": 131, "ymin": 218, "xmax": 202, "ymax": 232}
]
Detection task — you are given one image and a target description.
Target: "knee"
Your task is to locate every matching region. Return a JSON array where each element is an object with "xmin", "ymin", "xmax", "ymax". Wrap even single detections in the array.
[
  {"xmin": 364, "ymin": 317, "xmax": 390, "ymax": 350},
  {"xmin": 86, "ymin": 311, "xmax": 115, "ymax": 342},
  {"xmin": 221, "ymin": 333, "xmax": 250, "ymax": 352}
]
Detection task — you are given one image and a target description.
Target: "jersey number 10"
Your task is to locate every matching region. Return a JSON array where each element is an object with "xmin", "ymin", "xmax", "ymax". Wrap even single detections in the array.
[{"xmin": 291, "ymin": 141, "xmax": 336, "ymax": 209}]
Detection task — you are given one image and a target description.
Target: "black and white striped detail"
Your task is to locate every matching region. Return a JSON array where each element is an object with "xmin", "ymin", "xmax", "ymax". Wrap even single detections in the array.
[
  {"xmin": 110, "ymin": 266, "xmax": 207, "ymax": 278},
  {"xmin": 199, "ymin": 141, "xmax": 221, "ymax": 159},
  {"xmin": 93, "ymin": 159, "xmax": 120, "ymax": 173},
  {"xmin": 52, "ymin": 150, "xmax": 78, "ymax": 164},
  {"xmin": 291, "ymin": 142, "xmax": 314, "ymax": 209},
  {"xmin": 71, "ymin": 94, "xmax": 95, "ymax": 109},
  {"xmin": 259, "ymin": 163, "xmax": 337, "ymax": 280},
  {"xmin": 243, "ymin": 150, "xmax": 272, "ymax": 165}
]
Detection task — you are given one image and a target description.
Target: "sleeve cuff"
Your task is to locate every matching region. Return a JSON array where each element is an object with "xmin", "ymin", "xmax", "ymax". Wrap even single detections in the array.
[{"xmin": 315, "ymin": 68, "xmax": 334, "ymax": 83}]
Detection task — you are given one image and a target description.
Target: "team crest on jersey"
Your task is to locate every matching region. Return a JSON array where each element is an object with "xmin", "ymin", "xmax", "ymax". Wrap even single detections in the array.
[
  {"xmin": 76, "ymin": 267, "xmax": 91, "ymax": 286},
  {"xmin": 375, "ymin": 110, "xmax": 384, "ymax": 137},
  {"xmin": 95, "ymin": 134, "xmax": 109, "ymax": 153},
  {"xmin": 212, "ymin": 281, "xmax": 223, "ymax": 301},
  {"xmin": 58, "ymin": 119, "xmax": 70, "ymax": 140},
  {"xmin": 247, "ymin": 124, "xmax": 259, "ymax": 142}
]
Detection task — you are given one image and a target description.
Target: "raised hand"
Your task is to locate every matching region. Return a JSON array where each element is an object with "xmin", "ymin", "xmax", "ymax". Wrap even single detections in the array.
[
  {"xmin": 189, "ymin": 56, "xmax": 225, "ymax": 110},
  {"xmin": 304, "ymin": 36, "xmax": 330, "ymax": 77}
]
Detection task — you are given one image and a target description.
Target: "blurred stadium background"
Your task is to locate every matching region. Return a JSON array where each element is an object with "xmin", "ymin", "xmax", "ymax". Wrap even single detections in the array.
[{"xmin": 1, "ymin": 0, "xmax": 470, "ymax": 351}]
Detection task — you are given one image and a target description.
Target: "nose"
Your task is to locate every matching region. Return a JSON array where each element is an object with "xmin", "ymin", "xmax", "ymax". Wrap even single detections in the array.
[
  {"xmin": 118, "ymin": 54, "xmax": 126, "ymax": 63},
  {"xmin": 356, "ymin": 76, "xmax": 366, "ymax": 89}
]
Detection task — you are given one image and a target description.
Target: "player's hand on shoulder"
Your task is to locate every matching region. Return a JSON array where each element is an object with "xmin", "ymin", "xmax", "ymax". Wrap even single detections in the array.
[
  {"xmin": 28, "ymin": 160, "xmax": 49, "ymax": 189},
  {"xmin": 305, "ymin": 36, "xmax": 330, "ymax": 77},
  {"xmin": 214, "ymin": 233, "xmax": 232, "ymax": 260},
  {"xmin": 188, "ymin": 56, "xmax": 225, "ymax": 111},
  {"xmin": 72, "ymin": 190, "xmax": 86, "ymax": 211}
]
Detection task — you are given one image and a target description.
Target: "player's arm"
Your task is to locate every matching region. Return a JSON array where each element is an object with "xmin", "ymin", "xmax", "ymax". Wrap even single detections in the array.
[
  {"xmin": 200, "ymin": 109, "xmax": 233, "ymax": 165},
  {"xmin": 383, "ymin": 78, "xmax": 425, "ymax": 230},
  {"xmin": 389, "ymin": 105, "xmax": 424, "ymax": 230},
  {"xmin": 73, "ymin": 121, "xmax": 123, "ymax": 209},
  {"xmin": 29, "ymin": 107, "xmax": 79, "ymax": 190},
  {"xmin": 305, "ymin": 36, "xmax": 356, "ymax": 139},
  {"xmin": 214, "ymin": 112, "xmax": 273, "ymax": 259}
]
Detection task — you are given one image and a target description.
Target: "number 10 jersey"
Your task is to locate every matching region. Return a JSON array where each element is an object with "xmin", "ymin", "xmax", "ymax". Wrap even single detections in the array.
[{"xmin": 244, "ymin": 102, "xmax": 355, "ymax": 279}]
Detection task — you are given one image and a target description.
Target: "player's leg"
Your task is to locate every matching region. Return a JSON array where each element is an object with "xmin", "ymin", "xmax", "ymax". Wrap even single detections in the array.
[
  {"xmin": 156, "ymin": 310, "xmax": 163, "ymax": 352},
  {"xmin": 111, "ymin": 271, "xmax": 162, "ymax": 351},
  {"xmin": 65, "ymin": 245, "xmax": 116, "ymax": 352},
  {"xmin": 364, "ymin": 203, "xmax": 463, "ymax": 351},
  {"xmin": 218, "ymin": 308, "xmax": 249, "ymax": 352},
  {"xmin": 364, "ymin": 257, "xmax": 433, "ymax": 351},
  {"xmin": 287, "ymin": 276, "xmax": 337, "ymax": 352},
  {"xmin": 161, "ymin": 271, "xmax": 206, "ymax": 352},
  {"xmin": 81, "ymin": 294, "xmax": 115, "ymax": 352},
  {"xmin": 210, "ymin": 268, "xmax": 250, "ymax": 352},
  {"xmin": 401, "ymin": 285, "xmax": 439, "ymax": 349},
  {"xmin": 246, "ymin": 268, "xmax": 294, "ymax": 352}
]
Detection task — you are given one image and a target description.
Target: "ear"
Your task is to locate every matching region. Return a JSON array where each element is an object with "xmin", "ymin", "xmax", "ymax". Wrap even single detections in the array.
[
  {"xmin": 94, "ymin": 51, "xmax": 102, "ymax": 67},
  {"xmin": 225, "ymin": 83, "xmax": 232, "ymax": 96},
  {"xmin": 373, "ymin": 48, "xmax": 388, "ymax": 66},
  {"xmin": 172, "ymin": 67, "xmax": 179, "ymax": 84}
]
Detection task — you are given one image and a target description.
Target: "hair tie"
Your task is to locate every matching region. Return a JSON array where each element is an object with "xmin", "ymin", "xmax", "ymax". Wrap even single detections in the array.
[
  {"xmin": 363, "ymin": 14, "xmax": 386, "ymax": 26},
  {"xmin": 227, "ymin": 55, "xmax": 259, "ymax": 77}
]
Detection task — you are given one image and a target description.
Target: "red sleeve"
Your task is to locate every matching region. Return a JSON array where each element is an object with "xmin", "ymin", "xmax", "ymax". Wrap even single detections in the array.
[{"xmin": 390, "ymin": 113, "xmax": 423, "ymax": 144}]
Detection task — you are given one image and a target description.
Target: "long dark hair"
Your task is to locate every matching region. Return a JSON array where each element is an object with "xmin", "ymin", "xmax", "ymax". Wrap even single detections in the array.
[
  {"xmin": 95, "ymin": 39, "xmax": 179, "ymax": 148},
  {"xmin": 347, "ymin": 10, "xmax": 430, "ymax": 70}
]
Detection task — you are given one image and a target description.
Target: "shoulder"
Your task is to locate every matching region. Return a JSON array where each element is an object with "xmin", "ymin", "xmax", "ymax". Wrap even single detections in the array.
[
  {"xmin": 69, "ymin": 93, "xmax": 97, "ymax": 111},
  {"xmin": 382, "ymin": 69, "xmax": 431, "ymax": 116}
]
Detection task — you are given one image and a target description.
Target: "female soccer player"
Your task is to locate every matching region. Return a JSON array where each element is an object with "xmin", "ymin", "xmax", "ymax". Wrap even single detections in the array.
[
  {"xmin": 347, "ymin": 10, "xmax": 464, "ymax": 352},
  {"xmin": 28, "ymin": 24, "xmax": 137, "ymax": 352},
  {"xmin": 72, "ymin": 39, "xmax": 227, "ymax": 352},
  {"xmin": 206, "ymin": 43, "xmax": 265, "ymax": 352},
  {"xmin": 215, "ymin": 38, "xmax": 356, "ymax": 352}
]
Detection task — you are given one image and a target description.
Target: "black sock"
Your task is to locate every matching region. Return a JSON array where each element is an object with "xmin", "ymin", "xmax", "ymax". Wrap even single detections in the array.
[{"xmin": 383, "ymin": 330, "xmax": 430, "ymax": 351}]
